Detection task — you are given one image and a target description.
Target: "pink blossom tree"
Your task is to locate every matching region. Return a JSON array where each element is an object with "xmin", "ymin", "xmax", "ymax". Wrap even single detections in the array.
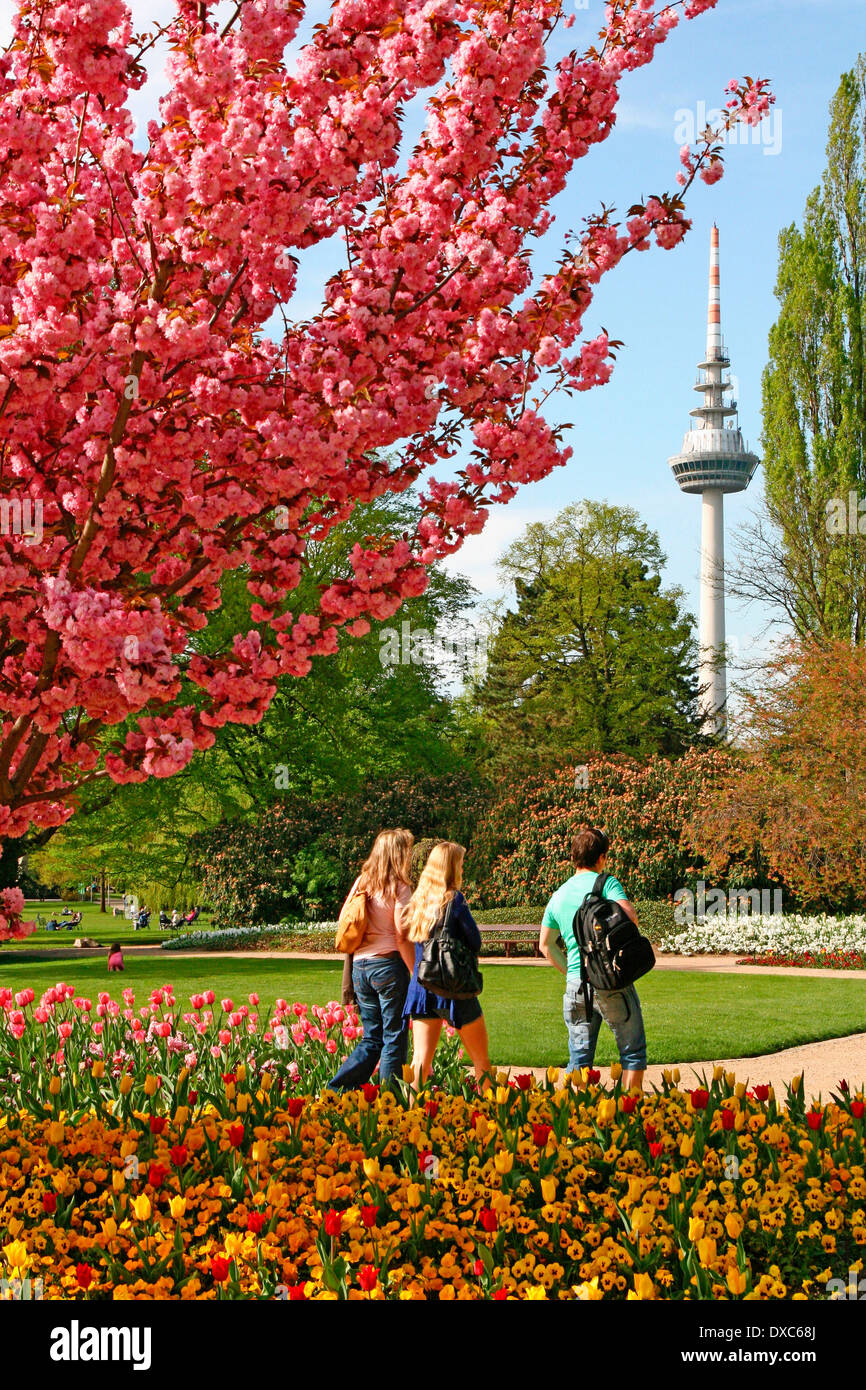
[{"xmin": 0, "ymin": 0, "xmax": 771, "ymax": 844}]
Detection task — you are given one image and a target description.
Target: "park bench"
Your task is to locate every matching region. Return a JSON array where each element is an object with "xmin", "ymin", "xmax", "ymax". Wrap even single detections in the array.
[{"xmin": 478, "ymin": 925, "xmax": 542, "ymax": 958}]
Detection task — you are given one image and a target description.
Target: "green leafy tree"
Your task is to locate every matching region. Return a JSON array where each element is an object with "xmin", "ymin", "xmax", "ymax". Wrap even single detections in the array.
[
  {"xmin": 32, "ymin": 495, "xmax": 475, "ymax": 906},
  {"xmin": 731, "ymin": 56, "xmax": 866, "ymax": 642},
  {"xmin": 470, "ymin": 501, "xmax": 702, "ymax": 769}
]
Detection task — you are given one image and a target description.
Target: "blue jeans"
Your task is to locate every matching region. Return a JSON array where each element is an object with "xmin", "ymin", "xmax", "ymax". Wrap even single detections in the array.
[
  {"xmin": 563, "ymin": 980, "xmax": 647, "ymax": 1071},
  {"xmin": 329, "ymin": 953, "xmax": 409, "ymax": 1090}
]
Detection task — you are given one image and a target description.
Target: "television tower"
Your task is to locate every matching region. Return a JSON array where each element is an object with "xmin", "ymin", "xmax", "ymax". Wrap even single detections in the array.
[{"xmin": 668, "ymin": 226, "xmax": 759, "ymax": 735}]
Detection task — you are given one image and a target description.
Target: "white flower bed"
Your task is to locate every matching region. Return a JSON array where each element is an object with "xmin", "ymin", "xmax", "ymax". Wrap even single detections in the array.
[
  {"xmin": 161, "ymin": 922, "xmax": 337, "ymax": 951},
  {"xmin": 658, "ymin": 912, "xmax": 866, "ymax": 957}
]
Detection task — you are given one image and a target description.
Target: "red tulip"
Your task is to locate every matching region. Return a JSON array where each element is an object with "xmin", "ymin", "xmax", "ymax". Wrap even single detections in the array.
[
  {"xmin": 644, "ymin": 1122, "xmax": 657, "ymax": 1143},
  {"xmin": 621, "ymin": 1096, "xmax": 638, "ymax": 1114},
  {"xmin": 689, "ymin": 1088, "xmax": 709, "ymax": 1110},
  {"xmin": 513, "ymin": 1074, "xmax": 533, "ymax": 1091},
  {"xmin": 806, "ymin": 1109, "xmax": 823, "ymax": 1131},
  {"xmin": 287, "ymin": 1098, "xmax": 304, "ymax": 1118},
  {"xmin": 170, "ymin": 1144, "xmax": 188, "ymax": 1167},
  {"xmin": 532, "ymin": 1123, "xmax": 552, "ymax": 1147},
  {"xmin": 473, "ymin": 1258, "xmax": 484, "ymax": 1275},
  {"xmin": 586, "ymin": 1068, "xmax": 601, "ymax": 1084},
  {"xmin": 425, "ymin": 1100, "xmax": 439, "ymax": 1119},
  {"xmin": 493, "ymin": 1288, "xmax": 508, "ymax": 1300},
  {"xmin": 361, "ymin": 1204, "xmax": 379, "ymax": 1229},
  {"xmin": 149, "ymin": 1116, "xmax": 168, "ymax": 1135},
  {"xmin": 324, "ymin": 1210, "xmax": 343, "ymax": 1238},
  {"xmin": 752, "ymin": 1085, "xmax": 770, "ymax": 1103},
  {"xmin": 288, "ymin": 1283, "xmax": 307, "ymax": 1300},
  {"xmin": 358, "ymin": 1264, "xmax": 378, "ymax": 1291},
  {"xmin": 851, "ymin": 1101, "xmax": 865, "ymax": 1119},
  {"xmin": 247, "ymin": 1211, "xmax": 266, "ymax": 1234},
  {"xmin": 649, "ymin": 1142, "xmax": 663, "ymax": 1158},
  {"xmin": 211, "ymin": 1255, "xmax": 231, "ymax": 1282},
  {"xmin": 479, "ymin": 1208, "xmax": 498, "ymax": 1233},
  {"xmin": 720, "ymin": 1108, "xmax": 736, "ymax": 1131},
  {"xmin": 148, "ymin": 1163, "xmax": 166, "ymax": 1189},
  {"xmin": 76, "ymin": 1263, "xmax": 93, "ymax": 1289},
  {"xmin": 188, "ymin": 1090, "xmax": 198, "ymax": 1105},
  {"xmin": 42, "ymin": 1192, "xmax": 57, "ymax": 1214},
  {"xmin": 228, "ymin": 1123, "xmax": 244, "ymax": 1147},
  {"xmin": 361, "ymin": 1083, "xmax": 379, "ymax": 1102}
]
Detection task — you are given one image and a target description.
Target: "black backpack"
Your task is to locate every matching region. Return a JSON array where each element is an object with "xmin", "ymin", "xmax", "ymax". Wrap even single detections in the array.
[
  {"xmin": 573, "ymin": 872, "xmax": 655, "ymax": 1017},
  {"xmin": 418, "ymin": 896, "xmax": 484, "ymax": 1000}
]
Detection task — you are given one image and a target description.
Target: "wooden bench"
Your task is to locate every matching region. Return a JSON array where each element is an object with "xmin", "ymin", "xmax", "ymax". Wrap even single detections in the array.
[{"xmin": 479, "ymin": 925, "xmax": 541, "ymax": 958}]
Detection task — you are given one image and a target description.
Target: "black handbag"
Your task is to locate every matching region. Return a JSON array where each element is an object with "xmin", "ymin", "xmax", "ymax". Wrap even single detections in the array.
[{"xmin": 417, "ymin": 896, "xmax": 484, "ymax": 1000}]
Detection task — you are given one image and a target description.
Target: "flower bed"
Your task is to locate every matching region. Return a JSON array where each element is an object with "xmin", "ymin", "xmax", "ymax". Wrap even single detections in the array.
[
  {"xmin": 658, "ymin": 913, "xmax": 866, "ymax": 961},
  {"xmin": 740, "ymin": 949, "xmax": 866, "ymax": 971},
  {"xmin": 2, "ymin": 983, "xmax": 866, "ymax": 1300},
  {"xmin": 1, "ymin": 1065, "xmax": 865, "ymax": 1300},
  {"xmin": 160, "ymin": 924, "xmax": 338, "ymax": 952}
]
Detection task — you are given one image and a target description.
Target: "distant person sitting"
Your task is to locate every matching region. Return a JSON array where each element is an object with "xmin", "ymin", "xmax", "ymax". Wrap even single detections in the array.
[
  {"xmin": 107, "ymin": 943, "xmax": 124, "ymax": 972},
  {"xmin": 135, "ymin": 908, "xmax": 150, "ymax": 931},
  {"xmin": 46, "ymin": 916, "xmax": 60, "ymax": 932},
  {"xmin": 159, "ymin": 910, "xmax": 170, "ymax": 931},
  {"xmin": 171, "ymin": 909, "xmax": 179, "ymax": 930},
  {"xmin": 184, "ymin": 906, "xmax": 200, "ymax": 926}
]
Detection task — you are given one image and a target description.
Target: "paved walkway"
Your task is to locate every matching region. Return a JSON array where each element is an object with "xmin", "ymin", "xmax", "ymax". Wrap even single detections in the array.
[{"xmin": 502, "ymin": 1032, "xmax": 866, "ymax": 1102}]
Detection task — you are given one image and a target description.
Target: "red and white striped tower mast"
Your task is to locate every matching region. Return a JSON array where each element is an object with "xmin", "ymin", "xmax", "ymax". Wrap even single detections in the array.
[{"xmin": 668, "ymin": 226, "xmax": 759, "ymax": 735}]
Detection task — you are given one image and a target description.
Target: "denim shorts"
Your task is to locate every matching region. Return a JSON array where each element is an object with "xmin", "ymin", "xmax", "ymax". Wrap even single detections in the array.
[{"xmin": 563, "ymin": 980, "xmax": 647, "ymax": 1071}]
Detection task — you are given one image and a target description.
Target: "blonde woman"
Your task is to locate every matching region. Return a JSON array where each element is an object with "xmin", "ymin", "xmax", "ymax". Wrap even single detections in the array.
[
  {"xmin": 403, "ymin": 841, "xmax": 492, "ymax": 1087},
  {"xmin": 329, "ymin": 828, "xmax": 415, "ymax": 1091}
]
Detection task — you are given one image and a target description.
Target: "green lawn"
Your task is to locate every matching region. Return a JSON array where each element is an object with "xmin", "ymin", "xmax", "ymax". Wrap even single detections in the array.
[
  {"xmin": 0, "ymin": 953, "xmax": 863, "ymax": 1067},
  {"xmin": 17, "ymin": 899, "xmax": 214, "ymax": 948}
]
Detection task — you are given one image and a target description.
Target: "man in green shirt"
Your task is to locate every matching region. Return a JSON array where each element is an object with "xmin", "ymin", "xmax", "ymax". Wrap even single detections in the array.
[{"xmin": 539, "ymin": 827, "xmax": 647, "ymax": 1091}]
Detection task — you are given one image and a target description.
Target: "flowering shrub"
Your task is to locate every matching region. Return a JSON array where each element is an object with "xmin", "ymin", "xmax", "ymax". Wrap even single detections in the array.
[
  {"xmin": 471, "ymin": 750, "xmax": 760, "ymax": 906},
  {"xmin": 0, "ymin": 984, "xmax": 360, "ymax": 1115},
  {"xmin": 0, "ymin": 1067, "xmax": 863, "ymax": 1300},
  {"xmin": 0, "ymin": 886, "xmax": 35, "ymax": 944},
  {"xmin": 658, "ymin": 913, "xmax": 866, "ymax": 960}
]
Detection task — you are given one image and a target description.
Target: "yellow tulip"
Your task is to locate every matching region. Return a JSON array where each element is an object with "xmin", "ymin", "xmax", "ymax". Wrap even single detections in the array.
[
  {"xmin": 174, "ymin": 1106, "xmax": 189, "ymax": 1128},
  {"xmin": 494, "ymin": 1150, "xmax": 513, "ymax": 1175},
  {"xmin": 53, "ymin": 1171, "xmax": 72, "ymax": 1196},
  {"xmin": 596, "ymin": 1098, "xmax": 617, "ymax": 1126},
  {"xmin": 546, "ymin": 1067, "xmax": 560, "ymax": 1085},
  {"xmin": 169, "ymin": 1197, "xmax": 187, "ymax": 1220},
  {"xmin": 725, "ymin": 1071, "xmax": 736, "ymax": 1088},
  {"xmin": 236, "ymin": 1093, "xmax": 250, "ymax": 1114},
  {"xmin": 236, "ymin": 1063, "xmax": 246, "ymax": 1083},
  {"xmin": 91, "ymin": 1059, "xmax": 105, "ymax": 1079},
  {"xmin": 119, "ymin": 1075, "xmax": 133, "ymax": 1096},
  {"xmin": 688, "ymin": 1216, "xmax": 705, "ymax": 1242},
  {"xmin": 252, "ymin": 1140, "xmax": 269, "ymax": 1165},
  {"xmin": 668, "ymin": 1174, "xmax": 682, "ymax": 1196},
  {"xmin": 144, "ymin": 1075, "xmax": 158, "ymax": 1097},
  {"xmin": 632, "ymin": 1272, "xmax": 655, "ymax": 1300},
  {"xmin": 525, "ymin": 1285, "xmax": 547, "ymax": 1300},
  {"xmin": 495, "ymin": 1086, "xmax": 511, "ymax": 1105},
  {"xmin": 402, "ymin": 1065, "xmax": 414, "ymax": 1083},
  {"xmin": 260, "ymin": 1071, "xmax": 273, "ymax": 1092},
  {"xmin": 112, "ymin": 1170, "xmax": 125, "ymax": 1192},
  {"xmin": 225, "ymin": 1232, "xmax": 244, "ymax": 1258},
  {"xmin": 734, "ymin": 1082, "xmax": 746, "ymax": 1099},
  {"xmin": 49, "ymin": 1075, "xmax": 62, "ymax": 1095},
  {"xmin": 406, "ymin": 1184, "xmax": 422, "ymax": 1209},
  {"xmin": 727, "ymin": 1267, "xmax": 748, "ymax": 1295},
  {"xmin": 131, "ymin": 1195, "xmax": 152, "ymax": 1221},
  {"xmin": 47, "ymin": 1121, "xmax": 64, "ymax": 1145},
  {"xmin": 671, "ymin": 1067, "xmax": 681, "ymax": 1083},
  {"xmin": 697, "ymin": 1237, "xmax": 717, "ymax": 1267},
  {"xmin": 362, "ymin": 1158, "xmax": 379, "ymax": 1182},
  {"xmin": 224, "ymin": 1082, "xmax": 236, "ymax": 1101},
  {"xmin": 713, "ymin": 1066, "xmax": 724, "ymax": 1082},
  {"xmin": 574, "ymin": 1277, "xmax": 603, "ymax": 1300},
  {"xmin": 725, "ymin": 1212, "xmax": 744, "ymax": 1240},
  {"xmin": 2, "ymin": 1240, "xmax": 30, "ymax": 1272},
  {"xmin": 679, "ymin": 1134, "xmax": 695, "ymax": 1157},
  {"xmin": 540, "ymin": 1177, "xmax": 557, "ymax": 1204},
  {"xmin": 790, "ymin": 1074, "xmax": 802, "ymax": 1095},
  {"xmin": 609, "ymin": 1062, "xmax": 622, "ymax": 1081},
  {"xmin": 316, "ymin": 1176, "xmax": 332, "ymax": 1203}
]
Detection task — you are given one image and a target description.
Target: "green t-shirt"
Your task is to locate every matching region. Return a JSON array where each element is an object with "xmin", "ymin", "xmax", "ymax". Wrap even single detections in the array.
[{"xmin": 542, "ymin": 871, "xmax": 628, "ymax": 979}]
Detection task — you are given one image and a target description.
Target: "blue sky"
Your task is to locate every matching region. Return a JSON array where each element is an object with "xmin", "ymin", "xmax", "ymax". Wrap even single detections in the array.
[{"xmin": 3, "ymin": 0, "xmax": 863, "ymax": 681}]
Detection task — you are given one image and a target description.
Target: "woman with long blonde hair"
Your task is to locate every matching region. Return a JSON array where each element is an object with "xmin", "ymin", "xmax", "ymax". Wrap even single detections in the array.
[
  {"xmin": 329, "ymin": 828, "xmax": 415, "ymax": 1091},
  {"xmin": 402, "ymin": 841, "xmax": 492, "ymax": 1087}
]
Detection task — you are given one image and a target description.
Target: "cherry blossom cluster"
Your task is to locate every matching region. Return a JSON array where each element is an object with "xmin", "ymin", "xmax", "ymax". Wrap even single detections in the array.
[{"xmin": 0, "ymin": 0, "xmax": 769, "ymax": 830}]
